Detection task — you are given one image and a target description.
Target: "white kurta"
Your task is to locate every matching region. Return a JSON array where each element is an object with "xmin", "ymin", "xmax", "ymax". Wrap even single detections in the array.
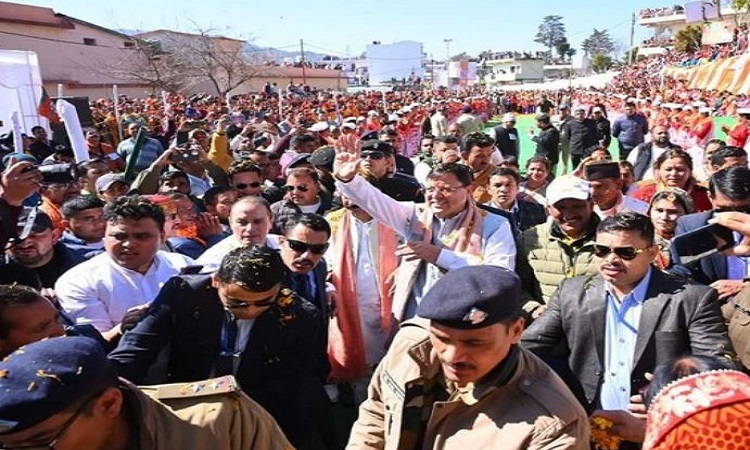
[
  {"xmin": 350, "ymin": 217, "xmax": 389, "ymax": 364},
  {"xmin": 56, "ymin": 250, "xmax": 194, "ymax": 332}
]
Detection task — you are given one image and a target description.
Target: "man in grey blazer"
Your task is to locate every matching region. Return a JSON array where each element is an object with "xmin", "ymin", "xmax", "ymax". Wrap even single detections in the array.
[{"xmin": 522, "ymin": 212, "xmax": 735, "ymax": 448}]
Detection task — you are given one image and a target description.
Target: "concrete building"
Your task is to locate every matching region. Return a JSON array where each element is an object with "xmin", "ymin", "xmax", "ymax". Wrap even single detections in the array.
[
  {"xmin": 365, "ymin": 41, "xmax": 424, "ymax": 86},
  {"xmin": 637, "ymin": 2, "xmax": 747, "ymax": 57},
  {"xmin": 483, "ymin": 55, "xmax": 544, "ymax": 86},
  {"xmin": 0, "ymin": 1, "xmax": 148, "ymax": 98}
]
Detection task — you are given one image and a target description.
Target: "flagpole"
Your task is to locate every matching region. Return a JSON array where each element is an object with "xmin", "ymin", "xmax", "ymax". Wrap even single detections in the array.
[
  {"xmin": 10, "ymin": 112, "xmax": 24, "ymax": 155},
  {"xmin": 278, "ymin": 90, "xmax": 283, "ymax": 121},
  {"xmin": 113, "ymin": 85, "xmax": 123, "ymax": 142}
]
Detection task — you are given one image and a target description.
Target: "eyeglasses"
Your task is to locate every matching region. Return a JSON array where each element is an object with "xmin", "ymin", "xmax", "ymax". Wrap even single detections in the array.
[
  {"xmin": 1, "ymin": 391, "xmax": 100, "ymax": 450},
  {"xmin": 592, "ymin": 244, "xmax": 649, "ymax": 260},
  {"xmin": 284, "ymin": 185, "xmax": 309, "ymax": 192},
  {"xmin": 225, "ymin": 294, "xmax": 277, "ymax": 309},
  {"xmin": 361, "ymin": 152, "xmax": 387, "ymax": 160},
  {"xmin": 234, "ymin": 182, "xmax": 262, "ymax": 190},
  {"xmin": 285, "ymin": 238, "xmax": 329, "ymax": 254},
  {"xmin": 424, "ymin": 184, "xmax": 465, "ymax": 196},
  {"xmin": 714, "ymin": 205, "xmax": 750, "ymax": 214}
]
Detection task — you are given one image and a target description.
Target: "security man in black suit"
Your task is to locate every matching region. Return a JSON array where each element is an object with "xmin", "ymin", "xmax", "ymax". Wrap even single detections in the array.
[
  {"xmin": 109, "ymin": 245, "xmax": 333, "ymax": 450},
  {"xmin": 358, "ymin": 138, "xmax": 423, "ymax": 202}
]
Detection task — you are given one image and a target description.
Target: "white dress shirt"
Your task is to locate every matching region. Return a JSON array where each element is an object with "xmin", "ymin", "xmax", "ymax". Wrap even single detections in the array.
[
  {"xmin": 56, "ymin": 250, "xmax": 194, "ymax": 332},
  {"xmin": 595, "ymin": 193, "xmax": 649, "ymax": 219},
  {"xmin": 195, "ymin": 234, "xmax": 280, "ymax": 272}
]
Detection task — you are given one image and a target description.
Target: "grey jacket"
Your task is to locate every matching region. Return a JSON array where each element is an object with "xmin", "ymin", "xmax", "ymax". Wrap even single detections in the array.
[{"xmin": 521, "ymin": 269, "xmax": 735, "ymax": 412}]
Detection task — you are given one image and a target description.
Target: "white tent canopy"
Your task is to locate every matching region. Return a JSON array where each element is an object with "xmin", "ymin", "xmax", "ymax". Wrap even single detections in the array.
[
  {"xmin": 496, "ymin": 71, "xmax": 619, "ymax": 91},
  {"xmin": 0, "ymin": 50, "xmax": 45, "ymax": 134}
]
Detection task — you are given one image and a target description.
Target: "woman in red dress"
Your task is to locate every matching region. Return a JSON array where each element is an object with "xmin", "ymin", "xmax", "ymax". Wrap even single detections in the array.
[{"xmin": 631, "ymin": 148, "xmax": 712, "ymax": 212}]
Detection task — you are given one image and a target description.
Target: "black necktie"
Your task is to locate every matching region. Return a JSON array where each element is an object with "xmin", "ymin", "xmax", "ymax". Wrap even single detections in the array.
[
  {"xmin": 216, "ymin": 312, "xmax": 238, "ymax": 376},
  {"xmin": 293, "ymin": 273, "xmax": 312, "ymax": 301}
]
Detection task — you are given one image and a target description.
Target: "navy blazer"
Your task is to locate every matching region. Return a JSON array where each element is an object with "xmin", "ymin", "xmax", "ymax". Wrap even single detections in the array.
[
  {"xmin": 282, "ymin": 260, "xmax": 330, "ymax": 320},
  {"xmin": 109, "ymin": 274, "xmax": 329, "ymax": 447},
  {"xmin": 669, "ymin": 211, "xmax": 727, "ymax": 285}
]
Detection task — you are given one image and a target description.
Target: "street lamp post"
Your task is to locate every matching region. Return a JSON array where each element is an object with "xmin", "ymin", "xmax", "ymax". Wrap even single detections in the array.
[{"xmin": 443, "ymin": 38, "xmax": 452, "ymax": 65}]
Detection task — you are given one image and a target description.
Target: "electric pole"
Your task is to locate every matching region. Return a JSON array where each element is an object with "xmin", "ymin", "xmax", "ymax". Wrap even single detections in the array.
[
  {"xmin": 628, "ymin": 12, "xmax": 636, "ymax": 65},
  {"xmin": 300, "ymin": 39, "xmax": 307, "ymax": 85}
]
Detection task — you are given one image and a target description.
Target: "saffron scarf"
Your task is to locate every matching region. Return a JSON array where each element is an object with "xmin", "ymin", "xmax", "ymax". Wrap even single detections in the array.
[
  {"xmin": 327, "ymin": 210, "xmax": 398, "ymax": 380},
  {"xmin": 391, "ymin": 198, "xmax": 485, "ymax": 322}
]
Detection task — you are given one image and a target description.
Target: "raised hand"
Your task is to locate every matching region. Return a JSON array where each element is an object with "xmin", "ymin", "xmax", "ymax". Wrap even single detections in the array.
[{"xmin": 333, "ymin": 151, "xmax": 362, "ymax": 182}]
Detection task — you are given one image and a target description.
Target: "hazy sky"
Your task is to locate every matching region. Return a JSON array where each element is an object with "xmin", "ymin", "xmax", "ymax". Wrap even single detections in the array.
[{"xmin": 11, "ymin": 0, "xmax": 668, "ymax": 58}]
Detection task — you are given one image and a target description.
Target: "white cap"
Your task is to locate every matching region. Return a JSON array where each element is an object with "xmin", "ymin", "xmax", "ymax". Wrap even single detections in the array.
[
  {"xmin": 669, "ymin": 104, "xmax": 683, "ymax": 110},
  {"xmin": 387, "ymin": 114, "xmax": 400, "ymax": 123},
  {"xmin": 592, "ymin": 106, "xmax": 603, "ymax": 113},
  {"xmin": 356, "ymin": 116, "xmax": 366, "ymax": 122},
  {"xmin": 343, "ymin": 117, "xmax": 357, "ymax": 123},
  {"xmin": 545, "ymin": 176, "xmax": 591, "ymax": 206},
  {"xmin": 367, "ymin": 110, "xmax": 378, "ymax": 117},
  {"xmin": 342, "ymin": 122, "xmax": 356, "ymax": 130},
  {"xmin": 653, "ymin": 100, "xmax": 662, "ymax": 106},
  {"xmin": 699, "ymin": 107, "xmax": 712, "ymax": 114},
  {"xmin": 692, "ymin": 101, "xmax": 707, "ymax": 107},
  {"xmin": 502, "ymin": 113, "xmax": 516, "ymax": 122},
  {"xmin": 682, "ymin": 104, "xmax": 693, "ymax": 111},
  {"xmin": 310, "ymin": 121, "xmax": 329, "ymax": 132},
  {"xmin": 738, "ymin": 108, "xmax": 750, "ymax": 115}
]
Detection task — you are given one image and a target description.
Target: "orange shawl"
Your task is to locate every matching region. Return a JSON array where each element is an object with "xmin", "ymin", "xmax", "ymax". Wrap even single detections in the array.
[
  {"xmin": 327, "ymin": 209, "xmax": 398, "ymax": 380},
  {"xmin": 391, "ymin": 199, "xmax": 485, "ymax": 322}
]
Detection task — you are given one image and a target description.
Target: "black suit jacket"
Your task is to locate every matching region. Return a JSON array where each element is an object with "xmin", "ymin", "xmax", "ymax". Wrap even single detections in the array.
[
  {"xmin": 521, "ymin": 269, "xmax": 734, "ymax": 412},
  {"xmin": 669, "ymin": 210, "xmax": 727, "ymax": 285},
  {"xmin": 109, "ymin": 274, "xmax": 329, "ymax": 446},
  {"xmin": 517, "ymin": 199, "xmax": 547, "ymax": 232}
]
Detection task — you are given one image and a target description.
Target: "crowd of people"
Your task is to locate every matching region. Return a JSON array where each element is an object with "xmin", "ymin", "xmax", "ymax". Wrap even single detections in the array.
[{"xmin": 4, "ymin": 30, "xmax": 750, "ymax": 448}]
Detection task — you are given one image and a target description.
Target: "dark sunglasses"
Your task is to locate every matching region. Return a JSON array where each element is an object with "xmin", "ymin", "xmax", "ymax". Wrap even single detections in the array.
[
  {"xmin": 225, "ymin": 294, "xmax": 277, "ymax": 309},
  {"xmin": 714, "ymin": 205, "xmax": 750, "ymax": 214},
  {"xmin": 235, "ymin": 182, "xmax": 262, "ymax": 189},
  {"xmin": 286, "ymin": 238, "xmax": 328, "ymax": 254},
  {"xmin": 592, "ymin": 244, "xmax": 649, "ymax": 260},
  {"xmin": 284, "ymin": 185, "xmax": 309, "ymax": 192},
  {"xmin": 361, "ymin": 151, "xmax": 387, "ymax": 160}
]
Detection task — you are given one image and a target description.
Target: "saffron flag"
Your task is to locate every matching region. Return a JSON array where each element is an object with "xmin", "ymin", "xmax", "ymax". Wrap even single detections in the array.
[{"xmin": 38, "ymin": 87, "xmax": 61, "ymax": 124}]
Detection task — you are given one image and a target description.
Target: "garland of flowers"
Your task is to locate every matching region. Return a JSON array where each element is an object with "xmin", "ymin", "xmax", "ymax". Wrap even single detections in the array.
[
  {"xmin": 590, "ymin": 416, "xmax": 622, "ymax": 450},
  {"xmin": 275, "ymin": 287, "xmax": 296, "ymax": 325}
]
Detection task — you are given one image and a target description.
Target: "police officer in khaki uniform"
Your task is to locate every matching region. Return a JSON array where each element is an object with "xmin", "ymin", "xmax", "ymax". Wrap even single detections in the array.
[
  {"xmin": 347, "ymin": 265, "xmax": 589, "ymax": 450},
  {"xmin": 0, "ymin": 337, "xmax": 292, "ymax": 450}
]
